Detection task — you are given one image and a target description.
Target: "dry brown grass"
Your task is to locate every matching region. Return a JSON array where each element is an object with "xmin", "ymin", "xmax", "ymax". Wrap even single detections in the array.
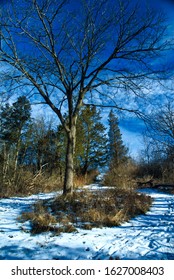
[
  {"xmin": 74, "ymin": 170, "xmax": 99, "ymax": 188},
  {"xmin": 103, "ymin": 162, "xmax": 137, "ymax": 190},
  {"xmin": 19, "ymin": 202, "xmax": 57, "ymax": 234},
  {"xmin": 19, "ymin": 200, "xmax": 77, "ymax": 234},
  {"xmin": 74, "ymin": 175, "xmax": 87, "ymax": 188},
  {"xmin": 0, "ymin": 169, "xmax": 62, "ymax": 198},
  {"xmin": 19, "ymin": 187, "xmax": 152, "ymax": 234},
  {"xmin": 0, "ymin": 168, "xmax": 98, "ymax": 198}
]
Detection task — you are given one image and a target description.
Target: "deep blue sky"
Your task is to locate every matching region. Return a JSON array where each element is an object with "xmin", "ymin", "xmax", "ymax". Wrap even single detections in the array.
[
  {"xmin": 116, "ymin": 0, "xmax": 174, "ymax": 157},
  {"xmin": 1, "ymin": 0, "xmax": 174, "ymax": 158}
]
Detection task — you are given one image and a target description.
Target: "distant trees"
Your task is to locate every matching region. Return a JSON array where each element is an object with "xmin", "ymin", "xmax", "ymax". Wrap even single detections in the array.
[
  {"xmin": 0, "ymin": 102, "xmax": 66, "ymax": 195},
  {"xmin": 0, "ymin": 0, "xmax": 169, "ymax": 194},
  {"xmin": 138, "ymin": 99, "xmax": 174, "ymax": 183},
  {"xmin": 0, "ymin": 96, "xmax": 138, "ymax": 194},
  {"xmin": 28, "ymin": 118, "xmax": 59, "ymax": 172},
  {"xmin": 0, "ymin": 96, "xmax": 31, "ymax": 146},
  {"xmin": 149, "ymin": 100, "xmax": 174, "ymax": 148}
]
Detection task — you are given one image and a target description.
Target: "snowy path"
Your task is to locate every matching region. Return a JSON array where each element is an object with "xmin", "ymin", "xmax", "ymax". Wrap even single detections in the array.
[{"xmin": 0, "ymin": 188, "xmax": 174, "ymax": 260}]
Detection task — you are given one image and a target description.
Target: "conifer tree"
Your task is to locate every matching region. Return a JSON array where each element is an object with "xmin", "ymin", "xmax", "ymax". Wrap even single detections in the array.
[
  {"xmin": 75, "ymin": 106, "xmax": 108, "ymax": 175},
  {"xmin": 0, "ymin": 96, "xmax": 31, "ymax": 145},
  {"xmin": 108, "ymin": 110, "xmax": 128, "ymax": 167},
  {"xmin": 0, "ymin": 96, "xmax": 31, "ymax": 179},
  {"xmin": 57, "ymin": 106, "xmax": 108, "ymax": 176}
]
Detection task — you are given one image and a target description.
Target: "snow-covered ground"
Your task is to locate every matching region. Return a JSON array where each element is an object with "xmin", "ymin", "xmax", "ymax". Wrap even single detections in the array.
[{"xmin": 0, "ymin": 186, "xmax": 174, "ymax": 260}]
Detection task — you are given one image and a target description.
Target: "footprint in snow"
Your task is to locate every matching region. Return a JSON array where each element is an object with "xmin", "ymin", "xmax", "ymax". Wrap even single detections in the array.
[{"xmin": 148, "ymin": 240, "xmax": 159, "ymax": 249}]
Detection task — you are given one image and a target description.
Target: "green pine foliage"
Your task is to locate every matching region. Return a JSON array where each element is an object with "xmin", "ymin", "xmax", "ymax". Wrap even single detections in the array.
[
  {"xmin": 75, "ymin": 106, "xmax": 108, "ymax": 175},
  {"xmin": 0, "ymin": 96, "xmax": 31, "ymax": 169},
  {"xmin": 0, "ymin": 96, "xmax": 31, "ymax": 145},
  {"xmin": 57, "ymin": 106, "xmax": 108, "ymax": 178},
  {"xmin": 108, "ymin": 110, "xmax": 128, "ymax": 166},
  {"xmin": 104, "ymin": 110, "xmax": 136, "ymax": 188}
]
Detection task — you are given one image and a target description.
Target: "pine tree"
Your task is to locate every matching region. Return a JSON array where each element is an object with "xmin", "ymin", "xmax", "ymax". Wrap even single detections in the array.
[
  {"xmin": 0, "ymin": 96, "xmax": 31, "ymax": 179},
  {"xmin": 0, "ymin": 96, "xmax": 31, "ymax": 145},
  {"xmin": 108, "ymin": 110, "xmax": 128, "ymax": 167},
  {"xmin": 56, "ymin": 106, "xmax": 108, "ymax": 177},
  {"xmin": 75, "ymin": 106, "xmax": 108, "ymax": 175}
]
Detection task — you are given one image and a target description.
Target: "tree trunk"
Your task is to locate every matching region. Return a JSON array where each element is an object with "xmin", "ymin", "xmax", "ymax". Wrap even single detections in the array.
[
  {"xmin": 14, "ymin": 140, "xmax": 20, "ymax": 176},
  {"xmin": 2, "ymin": 143, "xmax": 9, "ymax": 183},
  {"xmin": 63, "ymin": 125, "xmax": 76, "ymax": 195}
]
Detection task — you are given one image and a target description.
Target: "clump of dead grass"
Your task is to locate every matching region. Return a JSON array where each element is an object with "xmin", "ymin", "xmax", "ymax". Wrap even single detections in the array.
[
  {"xmin": 19, "ymin": 201, "xmax": 57, "ymax": 234},
  {"xmin": 19, "ymin": 200, "xmax": 77, "ymax": 234},
  {"xmin": 19, "ymin": 187, "xmax": 152, "ymax": 234}
]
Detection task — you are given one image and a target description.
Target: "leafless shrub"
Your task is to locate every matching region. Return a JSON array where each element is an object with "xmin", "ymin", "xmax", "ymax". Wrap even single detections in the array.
[
  {"xmin": 103, "ymin": 162, "xmax": 137, "ymax": 190},
  {"xmin": 0, "ymin": 168, "xmax": 62, "ymax": 198}
]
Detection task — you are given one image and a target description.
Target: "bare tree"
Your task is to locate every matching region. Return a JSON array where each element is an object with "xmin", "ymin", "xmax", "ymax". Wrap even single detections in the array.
[
  {"xmin": 139, "ymin": 97, "xmax": 174, "ymax": 182},
  {"xmin": 0, "ymin": 0, "xmax": 170, "ymax": 194},
  {"xmin": 146, "ymin": 98, "xmax": 174, "ymax": 147}
]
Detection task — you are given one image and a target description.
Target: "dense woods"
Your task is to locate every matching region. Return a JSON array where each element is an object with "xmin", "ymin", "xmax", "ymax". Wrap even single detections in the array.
[{"xmin": 0, "ymin": 97, "xmax": 129, "ymax": 196}]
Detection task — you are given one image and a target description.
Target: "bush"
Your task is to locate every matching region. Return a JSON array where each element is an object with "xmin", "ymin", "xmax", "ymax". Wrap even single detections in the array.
[
  {"xmin": 0, "ymin": 168, "xmax": 62, "ymax": 198},
  {"xmin": 103, "ymin": 161, "xmax": 137, "ymax": 189},
  {"xmin": 74, "ymin": 169, "xmax": 99, "ymax": 188}
]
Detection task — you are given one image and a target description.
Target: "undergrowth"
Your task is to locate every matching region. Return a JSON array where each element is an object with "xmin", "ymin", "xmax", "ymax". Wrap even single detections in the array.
[
  {"xmin": 19, "ymin": 188, "xmax": 152, "ymax": 234},
  {"xmin": 0, "ymin": 169, "xmax": 97, "ymax": 198},
  {"xmin": 0, "ymin": 170, "xmax": 62, "ymax": 198}
]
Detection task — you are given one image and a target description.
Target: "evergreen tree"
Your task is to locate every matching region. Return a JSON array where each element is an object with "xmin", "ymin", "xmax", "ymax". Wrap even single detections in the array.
[
  {"xmin": 75, "ymin": 106, "xmax": 108, "ymax": 175},
  {"xmin": 56, "ymin": 106, "xmax": 108, "ymax": 177},
  {"xmin": 108, "ymin": 110, "xmax": 128, "ymax": 166},
  {"xmin": 0, "ymin": 96, "xmax": 31, "ymax": 179},
  {"xmin": 0, "ymin": 96, "xmax": 31, "ymax": 145}
]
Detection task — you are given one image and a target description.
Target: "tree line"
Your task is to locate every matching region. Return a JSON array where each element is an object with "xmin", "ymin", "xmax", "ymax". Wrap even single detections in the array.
[
  {"xmin": 1, "ymin": 95, "xmax": 174, "ymax": 197},
  {"xmin": 0, "ymin": 96, "xmax": 129, "ymax": 196}
]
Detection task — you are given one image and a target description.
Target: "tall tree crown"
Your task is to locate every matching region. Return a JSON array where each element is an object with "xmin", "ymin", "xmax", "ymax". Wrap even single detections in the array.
[{"xmin": 0, "ymin": 0, "xmax": 169, "ymax": 125}]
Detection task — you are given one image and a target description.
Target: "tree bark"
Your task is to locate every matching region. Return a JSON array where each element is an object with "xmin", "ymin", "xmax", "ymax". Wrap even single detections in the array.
[{"xmin": 63, "ymin": 124, "xmax": 76, "ymax": 194}]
